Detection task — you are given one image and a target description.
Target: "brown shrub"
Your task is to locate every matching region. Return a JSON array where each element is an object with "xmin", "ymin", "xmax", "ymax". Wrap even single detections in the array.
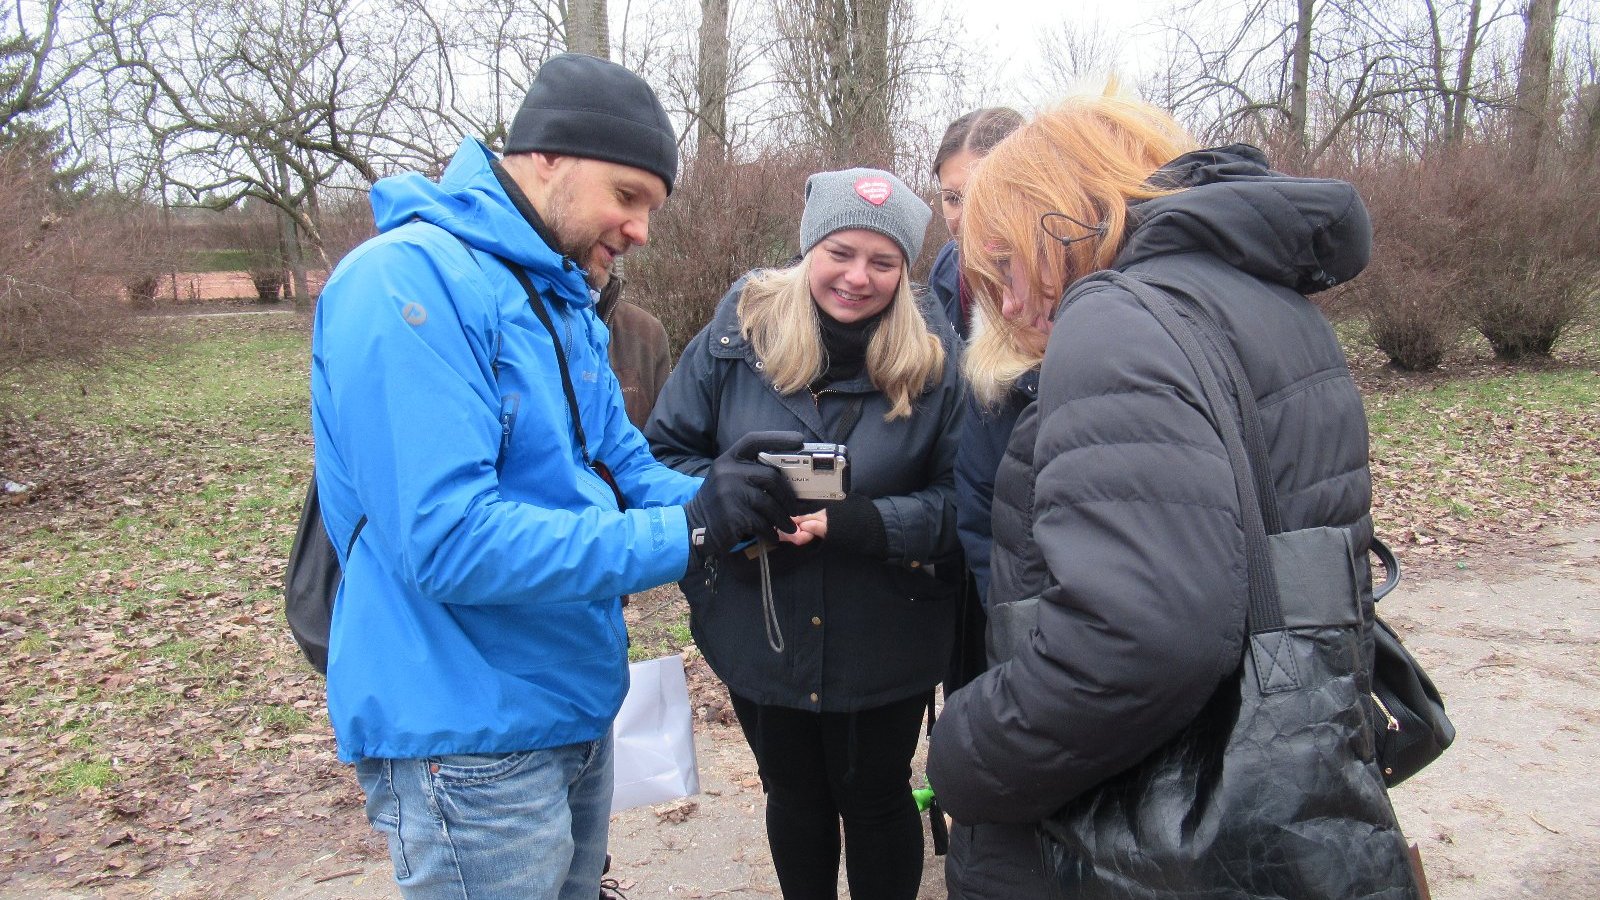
[
  {"xmin": 1448, "ymin": 145, "xmax": 1600, "ymax": 361},
  {"xmin": 0, "ymin": 146, "xmax": 166, "ymax": 377},
  {"xmin": 315, "ymin": 194, "xmax": 379, "ymax": 273},
  {"xmin": 1335, "ymin": 159, "xmax": 1466, "ymax": 371},
  {"xmin": 625, "ymin": 149, "xmax": 833, "ymax": 356}
]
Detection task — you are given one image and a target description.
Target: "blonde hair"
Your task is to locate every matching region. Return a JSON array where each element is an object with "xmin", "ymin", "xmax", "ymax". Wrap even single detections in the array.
[
  {"xmin": 737, "ymin": 254, "xmax": 945, "ymax": 420},
  {"xmin": 960, "ymin": 96, "xmax": 1197, "ymax": 407}
]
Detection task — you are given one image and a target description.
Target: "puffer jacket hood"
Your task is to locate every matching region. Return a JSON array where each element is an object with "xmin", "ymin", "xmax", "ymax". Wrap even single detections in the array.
[
  {"xmin": 1117, "ymin": 144, "xmax": 1370, "ymax": 295},
  {"xmin": 370, "ymin": 138, "xmax": 593, "ymax": 309}
]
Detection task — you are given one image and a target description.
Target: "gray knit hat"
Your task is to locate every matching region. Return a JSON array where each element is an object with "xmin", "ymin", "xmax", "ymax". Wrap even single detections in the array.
[
  {"xmin": 800, "ymin": 168, "xmax": 932, "ymax": 263},
  {"xmin": 505, "ymin": 53, "xmax": 678, "ymax": 193}
]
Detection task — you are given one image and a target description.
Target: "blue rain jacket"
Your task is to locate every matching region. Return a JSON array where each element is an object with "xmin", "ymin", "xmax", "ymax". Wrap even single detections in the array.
[{"xmin": 311, "ymin": 139, "xmax": 700, "ymax": 762}]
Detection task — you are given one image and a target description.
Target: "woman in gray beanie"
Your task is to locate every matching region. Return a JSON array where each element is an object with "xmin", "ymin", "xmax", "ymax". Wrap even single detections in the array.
[{"xmin": 646, "ymin": 168, "xmax": 965, "ymax": 900}]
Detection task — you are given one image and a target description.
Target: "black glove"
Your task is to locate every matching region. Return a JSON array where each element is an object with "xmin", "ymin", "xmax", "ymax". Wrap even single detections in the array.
[{"xmin": 684, "ymin": 431, "xmax": 804, "ymax": 564}]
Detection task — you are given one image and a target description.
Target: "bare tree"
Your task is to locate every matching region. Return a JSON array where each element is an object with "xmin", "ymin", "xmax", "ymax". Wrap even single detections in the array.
[
  {"xmin": 91, "ymin": 0, "xmax": 442, "ymax": 302},
  {"xmin": 1032, "ymin": 16, "xmax": 1124, "ymax": 98},
  {"xmin": 1512, "ymin": 0, "xmax": 1561, "ymax": 163},
  {"xmin": 1152, "ymin": 0, "xmax": 1527, "ymax": 164},
  {"xmin": 696, "ymin": 0, "xmax": 729, "ymax": 158},
  {"xmin": 395, "ymin": 0, "xmax": 566, "ymax": 152},
  {"xmin": 768, "ymin": 0, "xmax": 961, "ymax": 168},
  {"xmin": 770, "ymin": 0, "xmax": 895, "ymax": 164},
  {"xmin": 1, "ymin": 0, "xmax": 105, "ymax": 184}
]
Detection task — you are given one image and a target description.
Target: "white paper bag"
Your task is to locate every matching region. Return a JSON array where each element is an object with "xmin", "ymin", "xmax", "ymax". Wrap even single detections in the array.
[{"xmin": 611, "ymin": 654, "xmax": 700, "ymax": 813}]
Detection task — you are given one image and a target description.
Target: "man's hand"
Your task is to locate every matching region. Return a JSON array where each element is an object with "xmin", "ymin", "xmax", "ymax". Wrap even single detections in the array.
[{"xmin": 684, "ymin": 431, "xmax": 804, "ymax": 559}]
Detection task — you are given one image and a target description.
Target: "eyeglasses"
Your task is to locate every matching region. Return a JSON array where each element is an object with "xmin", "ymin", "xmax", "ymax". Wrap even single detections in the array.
[{"xmin": 936, "ymin": 189, "xmax": 963, "ymax": 209}]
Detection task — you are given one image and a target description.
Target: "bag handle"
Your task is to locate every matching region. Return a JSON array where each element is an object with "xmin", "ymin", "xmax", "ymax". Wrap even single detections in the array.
[{"xmin": 1370, "ymin": 535, "xmax": 1400, "ymax": 601}]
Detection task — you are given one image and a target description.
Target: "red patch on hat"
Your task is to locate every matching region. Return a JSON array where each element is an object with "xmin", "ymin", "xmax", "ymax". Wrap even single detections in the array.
[{"xmin": 855, "ymin": 177, "xmax": 892, "ymax": 206}]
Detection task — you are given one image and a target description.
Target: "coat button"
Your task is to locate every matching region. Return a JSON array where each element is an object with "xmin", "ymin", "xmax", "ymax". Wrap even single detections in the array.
[
  {"xmin": 755, "ymin": 361, "xmax": 765, "ymax": 370},
  {"xmin": 809, "ymin": 692, "xmax": 819, "ymax": 703},
  {"xmin": 719, "ymin": 336, "xmax": 730, "ymax": 345},
  {"xmin": 811, "ymin": 616, "xmax": 821, "ymax": 626}
]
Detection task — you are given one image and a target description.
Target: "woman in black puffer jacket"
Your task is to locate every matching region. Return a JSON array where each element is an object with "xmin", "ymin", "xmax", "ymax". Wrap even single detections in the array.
[
  {"xmin": 928, "ymin": 98, "xmax": 1417, "ymax": 898},
  {"xmin": 646, "ymin": 167, "xmax": 965, "ymax": 900}
]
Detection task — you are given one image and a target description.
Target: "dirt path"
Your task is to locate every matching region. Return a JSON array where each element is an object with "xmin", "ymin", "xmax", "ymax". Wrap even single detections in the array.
[{"xmin": 7, "ymin": 524, "xmax": 1596, "ymax": 899}]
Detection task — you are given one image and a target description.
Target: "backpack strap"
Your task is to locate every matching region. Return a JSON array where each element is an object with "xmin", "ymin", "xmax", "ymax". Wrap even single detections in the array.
[{"xmin": 487, "ymin": 253, "xmax": 627, "ymax": 511}]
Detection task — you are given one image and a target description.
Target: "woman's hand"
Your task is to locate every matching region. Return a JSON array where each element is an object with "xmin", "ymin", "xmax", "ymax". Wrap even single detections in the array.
[{"xmin": 776, "ymin": 510, "xmax": 829, "ymax": 545}]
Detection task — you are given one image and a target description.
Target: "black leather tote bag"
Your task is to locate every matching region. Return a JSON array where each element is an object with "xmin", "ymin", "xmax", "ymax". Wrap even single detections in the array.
[{"xmin": 1035, "ymin": 274, "xmax": 1420, "ymax": 899}]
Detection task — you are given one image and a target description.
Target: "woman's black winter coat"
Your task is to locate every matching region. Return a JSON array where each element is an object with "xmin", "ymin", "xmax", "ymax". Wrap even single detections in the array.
[
  {"xmin": 645, "ymin": 282, "xmax": 966, "ymax": 712},
  {"xmin": 929, "ymin": 145, "xmax": 1382, "ymax": 898}
]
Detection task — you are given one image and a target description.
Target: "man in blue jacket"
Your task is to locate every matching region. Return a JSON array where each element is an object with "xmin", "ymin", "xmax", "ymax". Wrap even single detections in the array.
[{"xmin": 311, "ymin": 53, "xmax": 799, "ymax": 900}]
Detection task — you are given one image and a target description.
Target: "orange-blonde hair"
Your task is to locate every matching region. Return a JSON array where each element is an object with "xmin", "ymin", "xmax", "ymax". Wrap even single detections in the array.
[{"xmin": 959, "ymin": 96, "xmax": 1197, "ymax": 406}]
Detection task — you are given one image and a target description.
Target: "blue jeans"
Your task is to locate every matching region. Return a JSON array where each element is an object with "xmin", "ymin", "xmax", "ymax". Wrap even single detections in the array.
[{"xmin": 355, "ymin": 733, "xmax": 614, "ymax": 900}]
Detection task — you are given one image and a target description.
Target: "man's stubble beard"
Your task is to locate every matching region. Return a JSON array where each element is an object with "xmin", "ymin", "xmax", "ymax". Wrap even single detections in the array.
[{"xmin": 541, "ymin": 174, "xmax": 612, "ymax": 291}]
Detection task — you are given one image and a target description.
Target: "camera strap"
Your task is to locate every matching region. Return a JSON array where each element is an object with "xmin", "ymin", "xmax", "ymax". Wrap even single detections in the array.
[{"xmin": 756, "ymin": 393, "xmax": 866, "ymax": 654}]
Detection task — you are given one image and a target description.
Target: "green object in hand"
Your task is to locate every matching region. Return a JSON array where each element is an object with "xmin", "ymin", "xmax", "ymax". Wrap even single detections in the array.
[{"xmin": 912, "ymin": 788, "xmax": 935, "ymax": 812}]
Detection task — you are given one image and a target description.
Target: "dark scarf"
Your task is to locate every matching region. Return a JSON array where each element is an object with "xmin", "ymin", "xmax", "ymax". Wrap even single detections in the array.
[{"xmin": 810, "ymin": 308, "xmax": 882, "ymax": 393}]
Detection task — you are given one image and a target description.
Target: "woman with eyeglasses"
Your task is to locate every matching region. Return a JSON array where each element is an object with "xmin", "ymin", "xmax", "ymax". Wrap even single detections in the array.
[
  {"xmin": 928, "ymin": 97, "xmax": 1415, "ymax": 898},
  {"xmin": 930, "ymin": 109, "xmax": 1024, "ymax": 698},
  {"xmin": 927, "ymin": 108, "xmax": 1023, "ymax": 338}
]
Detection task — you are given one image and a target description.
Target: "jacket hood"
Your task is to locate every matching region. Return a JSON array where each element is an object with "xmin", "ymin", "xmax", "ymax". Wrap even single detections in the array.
[
  {"xmin": 1116, "ymin": 144, "xmax": 1370, "ymax": 294},
  {"xmin": 369, "ymin": 138, "xmax": 592, "ymax": 307}
]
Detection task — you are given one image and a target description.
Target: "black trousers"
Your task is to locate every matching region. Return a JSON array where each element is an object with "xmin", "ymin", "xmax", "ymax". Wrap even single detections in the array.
[{"xmin": 731, "ymin": 691, "xmax": 929, "ymax": 900}]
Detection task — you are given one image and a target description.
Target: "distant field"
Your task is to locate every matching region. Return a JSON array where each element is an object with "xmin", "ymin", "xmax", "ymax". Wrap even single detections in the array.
[{"xmin": 188, "ymin": 248, "xmax": 255, "ymax": 273}]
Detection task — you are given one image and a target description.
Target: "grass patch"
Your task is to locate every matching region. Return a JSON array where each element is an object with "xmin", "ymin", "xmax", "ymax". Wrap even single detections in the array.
[
  {"xmin": 54, "ymin": 760, "xmax": 118, "ymax": 794},
  {"xmin": 1363, "ymin": 369, "xmax": 1600, "ymax": 547},
  {"xmin": 187, "ymin": 249, "xmax": 256, "ymax": 273},
  {"xmin": 258, "ymin": 704, "xmax": 313, "ymax": 733}
]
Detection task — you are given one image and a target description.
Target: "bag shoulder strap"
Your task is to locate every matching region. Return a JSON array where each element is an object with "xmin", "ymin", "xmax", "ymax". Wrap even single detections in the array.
[
  {"xmin": 1108, "ymin": 272, "xmax": 1286, "ymax": 638},
  {"xmin": 489, "ymin": 254, "xmax": 629, "ymax": 511},
  {"xmin": 491, "ymin": 254, "xmax": 594, "ymax": 465},
  {"xmin": 829, "ymin": 396, "xmax": 866, "ymax": 445}
]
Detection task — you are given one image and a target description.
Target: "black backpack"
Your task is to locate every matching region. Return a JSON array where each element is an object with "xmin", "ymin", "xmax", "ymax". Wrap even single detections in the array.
[{"xmin": 284, "ymin": 475, "xmax": 364, "ymax": 674}]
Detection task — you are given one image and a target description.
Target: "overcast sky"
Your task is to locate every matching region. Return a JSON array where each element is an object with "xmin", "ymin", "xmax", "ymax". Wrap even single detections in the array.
[{"xmin": 949, "ymin": 0, "xmax": 1172, "ymax": 109}]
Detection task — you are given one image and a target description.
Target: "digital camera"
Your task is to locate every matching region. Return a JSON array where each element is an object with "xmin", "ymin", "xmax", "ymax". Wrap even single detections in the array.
[{"xmin": 757, "ymin": 442, "xmax": 850, "ymax": 501}]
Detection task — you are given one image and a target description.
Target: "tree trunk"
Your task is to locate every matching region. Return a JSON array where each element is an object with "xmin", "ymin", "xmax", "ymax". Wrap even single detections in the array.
[
  {"xmin": 1447, "ymin": 0, "xmax": 1483, "ymax": 145},
  {"xmin": 696, "ymin": 0, "xmax": 729, "ymax": 159},
  {"xmin": 819, "ymin": 0, "xmax": 892, "ymax": 165},
  {"xmin": 276, "ymin": 158, "xmax": 311, "ymax": 306},
  {"xmin": 1287, "ymin": 0, "xmax": 1314, "ymax": 165},
  {"xmin": 1512, "ymin": 0, "xmax": 1560, "ymax": 169},
  {"xmin": 566, "ymin": 0, "xmax": 609, "ymax": 59}
]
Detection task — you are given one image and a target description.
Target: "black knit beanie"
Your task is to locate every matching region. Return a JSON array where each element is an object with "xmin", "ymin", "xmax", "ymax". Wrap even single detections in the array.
[{"xmin": 504, "ymin": 53, "xmax": 679, "ymax": 193}]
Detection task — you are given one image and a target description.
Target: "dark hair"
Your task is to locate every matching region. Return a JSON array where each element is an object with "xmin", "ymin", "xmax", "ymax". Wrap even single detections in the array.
[{"xmin": 932, "ymin": 107, "xmax": 1025, "ymax": 179}]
